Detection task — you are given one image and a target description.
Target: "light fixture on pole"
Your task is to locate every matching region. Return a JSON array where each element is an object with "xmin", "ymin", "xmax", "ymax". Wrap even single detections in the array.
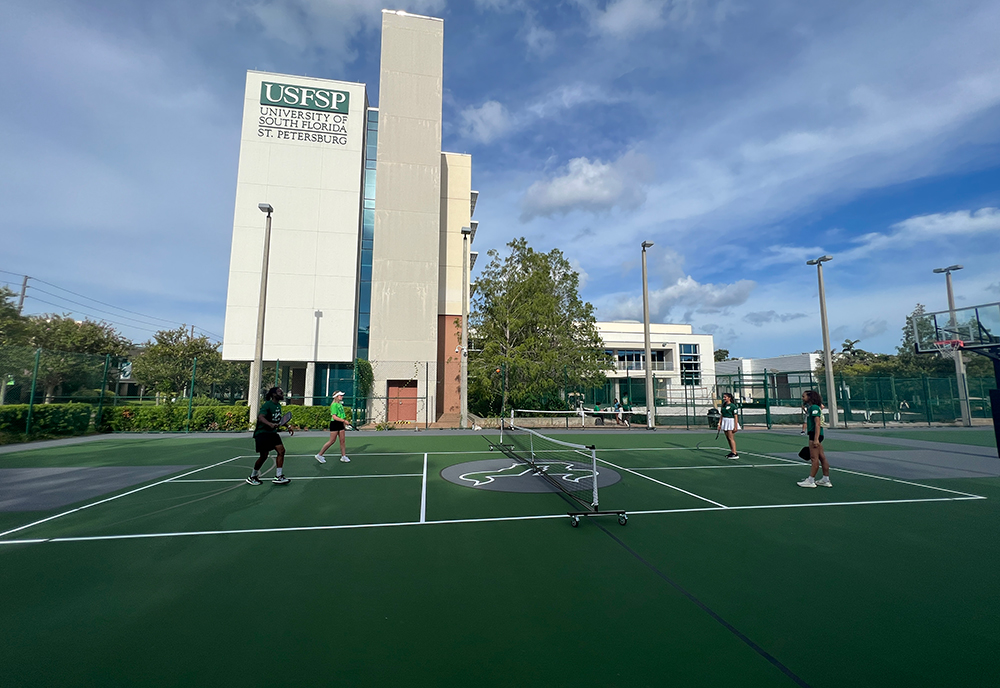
[
  {"xmin": 248, "ymin": 203, "xmax": 274, "ymax": 427},
  {"xmin": 460, "ymin": 226, "xmax": 472, "ymax": 430},
  {"xmin": 641, "ymin": 241, "xmax": 655, "ymax": 430},
  {"xmin": 806, "ymin": 255, "xmax": 839, "ymax": 429},
  {"xmin": 933, "ymin": 265, "xmax": 971, "ymax": 426}
]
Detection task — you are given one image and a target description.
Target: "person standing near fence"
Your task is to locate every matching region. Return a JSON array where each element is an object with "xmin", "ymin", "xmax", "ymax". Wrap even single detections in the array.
[
  {"xmin": 798, "ymin": 390, "xmax": 832, "ymax": 488},
  {"xmin": 718, "ymin": 392, "xmax": 741, "ymax": 460},
  {"xmin": 316, "ymin": 390, "xmax": 350, "ymax": 463},
  {"xmin": 247, "ymin": 387, "xmax": 294, "ymax": 485}
]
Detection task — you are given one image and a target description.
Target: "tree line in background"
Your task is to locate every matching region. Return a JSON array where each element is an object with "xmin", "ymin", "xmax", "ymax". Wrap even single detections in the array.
[
  {"xmin": 715, "ymin": 304, "xmax": 994, "ymax": 378},
  {"xmin": 0, "ymin": 286, "xmax": 246, "ymax": 402}
]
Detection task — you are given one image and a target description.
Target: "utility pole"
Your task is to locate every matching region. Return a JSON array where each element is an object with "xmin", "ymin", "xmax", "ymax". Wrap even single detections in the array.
[
  {"xmin": 17, "ymin": 275, "xmax": 28, "ymax": 314},
  {"xmin": 641, "ymin": 241, "xmax": 655, "ymax": 430},
  {"xmin": 807, "ymin": 255, "xmax": 840, "ymax": 429}
]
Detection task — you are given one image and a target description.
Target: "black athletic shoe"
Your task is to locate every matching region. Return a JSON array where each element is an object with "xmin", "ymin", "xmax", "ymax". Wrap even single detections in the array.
[
  {"xmin": 272, "ymin": 475, "xmax": 290, "ymax": 485},
  {"xmin": 246, "ymin": 475, "xmax": 262, "ymax": 486}
]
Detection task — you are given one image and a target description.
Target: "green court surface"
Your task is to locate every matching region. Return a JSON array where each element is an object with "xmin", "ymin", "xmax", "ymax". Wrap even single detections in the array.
[
  {"xmin": 1, "ymin": 430, "xmax": 997, "ymax": 687},
  {"xmin": 876, "ymin": 428, "xmax": 998, "ymax": 447}
]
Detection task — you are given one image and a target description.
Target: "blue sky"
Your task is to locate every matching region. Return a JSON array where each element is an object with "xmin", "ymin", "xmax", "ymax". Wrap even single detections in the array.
[{"xmin": 2, "ymin": 0, "xmax": 999, "ymax": 356}]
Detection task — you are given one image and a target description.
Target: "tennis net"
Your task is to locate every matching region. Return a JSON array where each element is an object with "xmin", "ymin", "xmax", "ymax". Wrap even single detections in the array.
[{"xmin": 495, "ymin": 421, "xmax": 627, "ymax": 526}]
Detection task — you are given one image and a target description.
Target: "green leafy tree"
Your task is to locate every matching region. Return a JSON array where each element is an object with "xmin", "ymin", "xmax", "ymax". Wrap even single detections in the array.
[
  {"xmin": 132, "ymin": 327, "xmax": 224, "ymax": 397},
  {"xmin": 22, "ymin": 314, "xmax": 132, "ymax": 402},
  {"xmin": 468, "ymin": 238, "xmax": 610, "ymax": 415},
  {"xmin": 714, "ymin": 348, "xmax": 731, "ymax": 362},
  {"xmin": 0, "ymin": 287, "xmax": 29, "ymax": 345}
]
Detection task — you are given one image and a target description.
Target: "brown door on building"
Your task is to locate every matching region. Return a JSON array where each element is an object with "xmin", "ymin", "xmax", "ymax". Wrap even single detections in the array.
[{"xmin": 387, "ymin": 381, "xmax": 418, "ymax": 422}]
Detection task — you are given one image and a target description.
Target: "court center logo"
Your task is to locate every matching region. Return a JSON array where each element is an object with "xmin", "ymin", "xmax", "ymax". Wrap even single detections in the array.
[
  {"xmin": 260, "ymin": 82, "xmax": 350, "ymax": 114},
  {"xmin": 441, "ymin": 459, "xmax": 621, "ymax": 494}
]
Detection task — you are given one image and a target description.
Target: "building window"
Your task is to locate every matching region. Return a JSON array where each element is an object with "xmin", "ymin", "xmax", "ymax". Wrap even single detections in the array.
[{"xmin": 680, "ymin": 343, "xmax": 700, "ymax": 385}]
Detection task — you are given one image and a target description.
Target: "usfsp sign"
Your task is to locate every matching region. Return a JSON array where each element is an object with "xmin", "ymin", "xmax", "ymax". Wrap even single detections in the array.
[{"xmin": 260, "ymin": 82, "xmax": 349, "ymax": 114}]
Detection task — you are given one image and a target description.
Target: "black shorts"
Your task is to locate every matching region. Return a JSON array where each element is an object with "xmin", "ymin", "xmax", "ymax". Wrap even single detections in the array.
[
  {"xmin": 254, "ymin": 433, "xmax": 282, "ymax": 454},
  {"xmin": 329, "ymin": 420, "xmax": 346, "ymax": 432}
]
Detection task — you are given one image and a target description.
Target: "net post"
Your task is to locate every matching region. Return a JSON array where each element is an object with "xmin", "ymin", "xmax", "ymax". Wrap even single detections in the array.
[{"xmin": 590, "ymin": 445, "xmax": 598, "ymax": 510}]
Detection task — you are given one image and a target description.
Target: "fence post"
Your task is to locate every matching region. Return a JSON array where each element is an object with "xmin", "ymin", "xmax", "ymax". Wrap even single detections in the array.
[
  {"xmin": 186, "ymin": 357, "xmax": 197, "ymax": 433},
  {"xmin": 763, "ymin": 370, "xmax": 772, "ymax": 429},
  {"xmin": 95, "ymin": 354, "xmax": 111, "ymax": 431},
  {"xmin": 876, "ymin": 376, "xmax": 886, "ymax": 428},
  {"xmin": 922, "ymin": 375, "xmax": 932, "ymax": 426},
  {"xmin": 25, "ymin": 348, "xmax": 41, "ymax": 435}
]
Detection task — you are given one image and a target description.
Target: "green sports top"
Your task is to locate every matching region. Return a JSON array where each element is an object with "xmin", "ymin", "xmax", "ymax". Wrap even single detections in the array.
[
  {"xmin": 330, "ymin": 401, "xmax": 346, "ymax": 422},
  {"xmin": 806, "ymin": 404, "xmax": 824, "ymax": 436},
  {"xmin": 720, "ymin": 402, "xmax": 739, "ymax": 418},
  {"xmin": 254, "ymin": 400, "xmax": 282, "ymax": 437}
]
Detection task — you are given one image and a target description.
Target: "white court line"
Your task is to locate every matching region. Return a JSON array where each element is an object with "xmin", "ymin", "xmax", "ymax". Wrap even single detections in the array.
[
  {"xmin": 0, "ymin": 493, "xmax": 984, "ymax": 545},
  {"xmin": 0, "ymin": 455, "xmax": 245, "ymax": 540},
  {"xmin": 597, "ymin": 457, "xmax": 729, "ymax": 509},
  {"xmin": 420, "ymin": 453, "xmax": 428, "ymax": 523},
  {"xmin": 635, "ymin": 463, "xmax": 802, "ymax": 471},
  {"xmin": 735, "ymin": 449, "xmax": 986, "ymax": 499},
  {"xmin": 171, "ymin": 473, "xmax": 421, "ymax": 483}
]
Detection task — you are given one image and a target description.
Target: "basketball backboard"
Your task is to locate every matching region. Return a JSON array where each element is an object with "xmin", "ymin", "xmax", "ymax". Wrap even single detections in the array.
[{"xmin": 911, "ymin": 301, "xmax": 1000, "ymax": 354}]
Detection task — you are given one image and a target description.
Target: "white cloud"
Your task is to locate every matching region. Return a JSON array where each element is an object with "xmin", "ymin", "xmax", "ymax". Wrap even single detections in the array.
[
  {"xmin": 860, "ymin": 319, "xmax": 888, "ymax": 339},
  {"xmin": 757, "ymin": 244, "xmax": 830, "ymax": 267},
  {"xmin": 742, "ymin": 311, "xmax": 807, "ymax": 327},
  {"xmin": 520, "ymin": 150, "xmax": 653, "ymax": 219},
  {"xmin": 597, "ymin": 274, "xmax": 756, "ymax": 321},
  {"xmin": 460, "ymin": 101, "xmax": 514, "ymax": 144},
  {"xmin": 239, "ymin": 0, "xmax": 447, "ymax": 58},
  {"xmin": 845, "ymin": 207, "xmax": 1000, "ymax": 258}
]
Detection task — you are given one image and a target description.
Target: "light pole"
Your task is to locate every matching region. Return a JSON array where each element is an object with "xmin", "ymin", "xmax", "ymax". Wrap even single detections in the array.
[
  {"xmin": 460, "ymin": 226, "xmax": 472, "ymax": 429},
  {"xmin": 807, "ymin": 255, "xmax": 839, "ymax": 429},
  {"xmin": 933, "ymin": 265, "xmax": 971, "ymax": 426},
  {"xmin": 641, "ymin": 241, "xmax": 655, "ymax": 430},
  {"xmin": 248, "ymin": 203, "xmax": 273, "ymax": 426}
]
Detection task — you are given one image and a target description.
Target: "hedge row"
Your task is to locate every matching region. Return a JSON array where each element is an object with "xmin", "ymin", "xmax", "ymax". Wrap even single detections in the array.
[
  {"xmin": 98, "ymin": 404, "xmax": 346, "ymax": 432},
  {"xmin": 0, "ymin": 403, "xmax": 92, "ymax": 436}
]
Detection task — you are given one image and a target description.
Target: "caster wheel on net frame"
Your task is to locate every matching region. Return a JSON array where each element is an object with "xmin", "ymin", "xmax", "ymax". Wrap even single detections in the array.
[
  {"xmin": 618, "ymin": 514, "xmax": 628, "ymax": 526},
  {"xmin": 570, "ymin": 516, "xmax": 580, "ymax": 527}
]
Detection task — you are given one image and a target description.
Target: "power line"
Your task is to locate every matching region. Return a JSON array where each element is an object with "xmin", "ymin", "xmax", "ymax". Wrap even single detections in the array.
[
  {"xmin": 29, "ymin": 287, "xmax": 170, "ymax": 330},
  {"xmin": 24, "ymin": 297, "xmax": 162, "ymax": 335},
  {"xmin": 30, "ymin": 276, "xmax": 188, "ymax": 326},
  {"xmin": 2, "ymin": 270, "xmax": 223, "ymax": 342}
]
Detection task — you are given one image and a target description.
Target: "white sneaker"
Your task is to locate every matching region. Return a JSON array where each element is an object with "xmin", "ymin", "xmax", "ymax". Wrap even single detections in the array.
[
  {"xmin": 315, "ymin": 454, "xmax": 327, "ymax": 464},
  {"xmin": 340, "ymin": 455, "xmax": 350, "ymax": 463},
  {"xmin": 797, "ymin": 477, "xmax": 817, "ymax": 488},
  {"xmin": 816, "ymin": 476, "xmax": 833, "ymax": 488}
]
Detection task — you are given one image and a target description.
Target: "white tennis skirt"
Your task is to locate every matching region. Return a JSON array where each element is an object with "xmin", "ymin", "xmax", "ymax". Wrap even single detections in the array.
[{"xmin": 720, "ymin": 417, "xmax": 738, "ymax": 432}]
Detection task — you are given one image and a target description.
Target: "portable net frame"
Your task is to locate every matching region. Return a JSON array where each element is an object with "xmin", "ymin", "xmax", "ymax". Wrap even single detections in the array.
[{"xmin": 494, "ymin": 421, "xmax": 627, "ymax": 526}]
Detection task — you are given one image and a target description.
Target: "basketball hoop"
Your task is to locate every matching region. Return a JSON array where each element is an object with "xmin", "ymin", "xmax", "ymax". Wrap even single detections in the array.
[{"xmin": 933, "ymin": 339, "xmax": 965, "ymax": 359}]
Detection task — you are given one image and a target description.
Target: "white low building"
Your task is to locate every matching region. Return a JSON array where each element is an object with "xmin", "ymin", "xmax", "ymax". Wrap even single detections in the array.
[{"xmin": 595, "ymin": 321, "xmax": 715, "ymax": 413}]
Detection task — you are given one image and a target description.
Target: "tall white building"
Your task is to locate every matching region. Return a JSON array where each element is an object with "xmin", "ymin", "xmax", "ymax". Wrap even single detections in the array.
[{"xmin": 222, "ymin": 11, "xmax": 475, "ymax": 425}]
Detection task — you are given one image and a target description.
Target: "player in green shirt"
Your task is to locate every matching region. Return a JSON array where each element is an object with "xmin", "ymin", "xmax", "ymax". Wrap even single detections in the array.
[
  {"xmin": 718, "ymin": 392, "xmax": 741, "ymax": 460},
  {"xmin": 315, "ymin": 390, "xmax": 351, "ymax": 463},
  {"xmin": 247, "ymin": 387, "xmax": 294, "ymax": 485},
  {"xmin": 798, "ymin": 390, "xmax": 832, "ymax": 488}
]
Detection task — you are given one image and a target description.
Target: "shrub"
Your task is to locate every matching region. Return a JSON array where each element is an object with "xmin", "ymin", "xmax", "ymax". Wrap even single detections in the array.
[{"xmin": 0, "ymin": 403, "xmax": 92, "ymax": 436}]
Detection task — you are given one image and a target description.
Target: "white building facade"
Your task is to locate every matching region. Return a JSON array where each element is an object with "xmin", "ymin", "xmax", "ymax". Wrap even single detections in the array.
[
  {"xmin": 223, "ymin": 11, "xmax": 475, "ymax": 425},
  {"xmin": 595, "ymin": 321, "xmax": 716, "ymax": 413}
]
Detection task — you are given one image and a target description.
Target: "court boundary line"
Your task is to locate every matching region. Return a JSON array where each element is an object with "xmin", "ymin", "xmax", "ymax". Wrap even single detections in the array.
[
  {"xmin": 171, "ymin": 473, "xmax": 422, "ymax": 483},
  {"xmin": 0, "ymin": 455, "xmax": 245, "ymax": 540},
  {"xmin": 0, "ymin": 493, "xmax": 984, "ymax": 545},
  {"xmin": 596, "ymin": 456, "xmax": 729, "ymax": 508},
  {"xmin": 732, "ymin": 448, "xmax": 986, "ymax": 499}
]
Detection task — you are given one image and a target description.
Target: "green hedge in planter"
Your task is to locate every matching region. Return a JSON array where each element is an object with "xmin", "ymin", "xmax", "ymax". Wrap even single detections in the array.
[
  {"xmin": 0, "ymin": 403, "xmax": 92, "ymax": 436},
  {"xmin": 98, "ymin": 404, "xmax": 348, "ymax": 432}
]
